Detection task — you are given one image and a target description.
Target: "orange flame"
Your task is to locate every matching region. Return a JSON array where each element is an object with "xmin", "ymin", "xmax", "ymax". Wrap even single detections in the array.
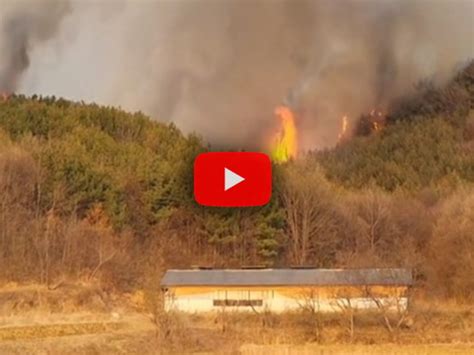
[
  {"xmin": 271, "ymin": 105, "xmax": 298, "ymax": 163},
  {"xmin": 338, "ymin": 115, "xmax": 348, "ymax": 142},
  {"xmin": 370, "ymin": 108, "xmax": 385, "ymax": 133},
  {"xmin": 373, "ymin": 121, "xmax": 381, "ymax": 131}
]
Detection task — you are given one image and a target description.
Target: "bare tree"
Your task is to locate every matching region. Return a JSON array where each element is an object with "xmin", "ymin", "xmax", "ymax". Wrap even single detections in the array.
[
  {"xmin": 363, "ymin": 285, "xmax": 411, "ymax": 336},
  {"xmin": 282, "ymin": 162, "xmax": 341, "ymax": 266},
  {"xmin": 86, "ymin": 204, "xmax": 122, "ymax": 280},
  {"xmin": 354, "ymin": 188, "xmax": 392, "ymax": 252},
  {"xmin": 428, "ymin": 188, "xmax": 474, "ymax": 300},
  {"xmin": 294, "ymin": 287, "xmax": 323, "ymax": 341},
  {"xmin": 0, "ymin": 146, "xmax": 41, "ymax": 280},
  {"xmin": 331, "ymin": 295, "xmax": 356, "ymax": 342}
]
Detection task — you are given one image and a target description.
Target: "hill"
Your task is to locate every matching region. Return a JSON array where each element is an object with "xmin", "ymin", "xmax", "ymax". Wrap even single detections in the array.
[
  {"xmin": 319, "ymin": 61, "xmax": 474, "ymax": 190},
  {"xmin": 0, "ymin": 62, "xmax": 473, "ymax": 300}
]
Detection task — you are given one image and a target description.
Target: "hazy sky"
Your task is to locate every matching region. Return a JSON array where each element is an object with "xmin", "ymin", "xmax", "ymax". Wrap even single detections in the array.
[{"xmin": 1, "ymin": 0, "xmax": 473, "ymax": 149}]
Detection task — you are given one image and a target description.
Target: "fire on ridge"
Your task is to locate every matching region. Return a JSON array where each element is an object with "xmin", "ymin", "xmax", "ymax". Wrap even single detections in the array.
[{"xmin": 270, "ymin": 105, "xmax": 298, "ymax": 163}]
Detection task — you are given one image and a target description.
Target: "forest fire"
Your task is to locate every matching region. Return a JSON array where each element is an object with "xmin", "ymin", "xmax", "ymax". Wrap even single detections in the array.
[
  {"xmin": 0, "ymin": 92, "xmax": 9, "ymax": 101},
  {"xmin": 356, "ymin": 108, "xmax": 386, "ymax": 136},
  {"xmin": 337, "ymin": 115, "xmax": 349, "ymax": 142},
  {"xmin": 370, "ymin": 108, "xmax": 385, "ymax": 132},
  {"xmin": 271, "ymin": 105, "xmax": 298, "ymax": 163}
]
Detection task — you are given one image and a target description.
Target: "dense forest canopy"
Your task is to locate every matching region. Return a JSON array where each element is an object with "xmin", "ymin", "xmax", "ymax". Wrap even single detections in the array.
[{"xmin": 0, "ymin": 61, "xmax": 473, "ymax": 299}]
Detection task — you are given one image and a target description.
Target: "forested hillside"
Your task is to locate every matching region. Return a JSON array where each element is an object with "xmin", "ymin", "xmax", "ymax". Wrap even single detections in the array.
[
  {"xmin": 319, "ymin": 61, "xmax": 474, "ymax": 190},
  {"xmin": 0, "ymin": 62, "xmax": 473, "ymax": 300}
]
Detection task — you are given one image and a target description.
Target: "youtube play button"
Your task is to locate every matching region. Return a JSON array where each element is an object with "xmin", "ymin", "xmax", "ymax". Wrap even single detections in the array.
[
  {"xmin": 224, "ymin": 168, "xmax": 245, "ymax": 191},
  {"xmin": 194, "ymin": 152, "xmax": 272, "ymax": 207}
]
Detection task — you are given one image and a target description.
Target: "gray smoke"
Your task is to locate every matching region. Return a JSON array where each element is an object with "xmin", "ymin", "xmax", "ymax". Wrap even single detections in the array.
[
  {"xmin": 0, "ymin": 1, "xmax": 71, "ymax": 92},
  {"xmin": 1, "ymin": 0, "xmax": 473, "ymax": 149}
]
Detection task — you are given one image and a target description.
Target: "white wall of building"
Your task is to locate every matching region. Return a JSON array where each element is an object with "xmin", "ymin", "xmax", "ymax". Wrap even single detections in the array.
[{"xmin": 164, "ymin": 289, "xmax": 408, "ymax": 313}]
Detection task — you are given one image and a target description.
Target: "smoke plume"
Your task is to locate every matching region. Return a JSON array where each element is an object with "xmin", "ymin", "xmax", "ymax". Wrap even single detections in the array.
[
  {"xmin": 0, "ymin": 1, "xmax": 70, "ymax": 92},
  {"xmin": 1, "ymin": 0, "xmax": 473, "ymax": 149}
]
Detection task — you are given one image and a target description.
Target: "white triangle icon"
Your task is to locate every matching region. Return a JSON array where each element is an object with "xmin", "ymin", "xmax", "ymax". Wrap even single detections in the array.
[{"xmin": 224, "ymin": 168, "xmax": 245, "ymax": 191}]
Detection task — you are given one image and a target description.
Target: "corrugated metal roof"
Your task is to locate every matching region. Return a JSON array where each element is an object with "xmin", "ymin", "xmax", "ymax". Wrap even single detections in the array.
[{"xmin": 160, "ymin": 268, "xmax": 412, "ymax": 287}]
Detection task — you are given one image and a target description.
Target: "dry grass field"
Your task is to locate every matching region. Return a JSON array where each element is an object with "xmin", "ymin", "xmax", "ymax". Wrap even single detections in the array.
[
  {"xmin": 0, "ymin": 283, "xmax": 472, "ymax": 354},
  {"xmin": 240, "ymin": 344, "xmax": 474, "ymax": 355}
]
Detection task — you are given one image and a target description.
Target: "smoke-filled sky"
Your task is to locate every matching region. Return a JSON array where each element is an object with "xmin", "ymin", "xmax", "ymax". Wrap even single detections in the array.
[{"xmin": 0, "ymin": 0, "xmax": 473, "ymax": 149}]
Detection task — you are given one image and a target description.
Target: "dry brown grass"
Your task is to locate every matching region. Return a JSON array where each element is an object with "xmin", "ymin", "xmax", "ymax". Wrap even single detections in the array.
[
  {"xmin": 0, "ymin": 283, "xmax": 473, "ymax": 354},
  {"xmin": 240, "ymin": 343, "xmax": 474, "ymax": 355}
]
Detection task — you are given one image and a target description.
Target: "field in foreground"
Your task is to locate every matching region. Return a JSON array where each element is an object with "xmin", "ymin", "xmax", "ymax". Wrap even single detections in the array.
[
  {"xmin": 2, "ymin": 339, "xmax": 474, "ymax": 355},
  {"xmin": 0, "ymin": 283, "xmax": 473, "ymax": 354},
  {"xmin": 241, "ymin": 344, "xmax": 474, "ymax": 355}
]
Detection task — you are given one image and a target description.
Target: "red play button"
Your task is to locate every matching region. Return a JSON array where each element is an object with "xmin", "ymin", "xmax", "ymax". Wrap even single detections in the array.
[{"xmin": 194, "ymin": 152, "xmax": 272, "ymax": 207}]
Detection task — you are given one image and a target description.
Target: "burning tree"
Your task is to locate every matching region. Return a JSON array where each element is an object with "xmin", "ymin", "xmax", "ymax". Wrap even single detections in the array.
[
  {"xmin": 271, "ymin": 106, "xmax": 298, "ymax": 163},
  {"xmin": 355, "ymin": 109, "xmax": 386, "ymax": 136},
  {"xmin": 337, "ymin": 115, "xmax": 349, "ymax": 143}
]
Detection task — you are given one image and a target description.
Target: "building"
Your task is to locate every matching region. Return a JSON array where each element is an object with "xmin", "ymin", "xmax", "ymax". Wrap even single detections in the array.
[{"xmin": 160, "ymin": 268, "xmax": 413, "ymax": 313}]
